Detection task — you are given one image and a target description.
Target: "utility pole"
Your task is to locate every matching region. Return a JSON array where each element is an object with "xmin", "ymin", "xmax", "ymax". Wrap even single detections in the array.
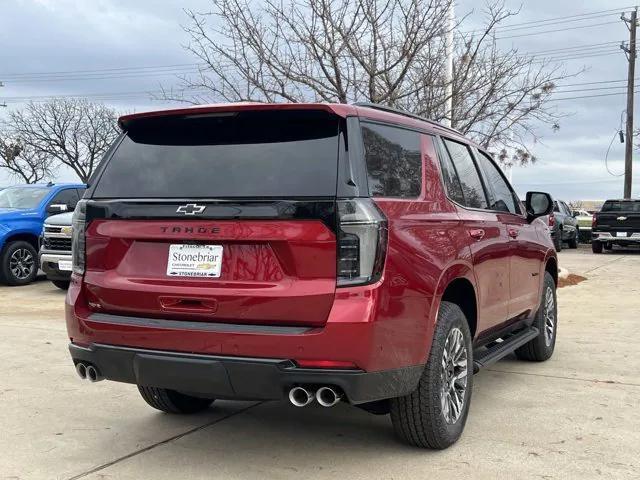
[
  {"xmin": 0, "ymin": 81, "xmax": 6, "ymax": 107},
  {"xmin": 443, "ymin": 1, "xmax": 454, "ymax": 128},
  {"xmin": 621, "ymin": 8, "xmax": 637, "ymax": 199}
]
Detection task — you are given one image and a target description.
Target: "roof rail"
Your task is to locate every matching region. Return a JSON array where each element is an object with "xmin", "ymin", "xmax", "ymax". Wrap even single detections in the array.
[{"xmin": 352, "ymin": 102, "xmax": 461, "ymax": 135}]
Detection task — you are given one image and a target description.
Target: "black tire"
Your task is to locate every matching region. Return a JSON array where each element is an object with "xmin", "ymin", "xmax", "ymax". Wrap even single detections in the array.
[
  {"xmin": 553, "ymin": 231, "xmax": 562, "ymax": 252},
  {"xmin": 568, "ymin": 229, "xmax": 578, "ymax": 249},
  {"xmin": 52, "ymin": 280, "xmax": 70, "ymax": 290},
  {"xmin": 604, "ymin": 243, "xmax": 613, "ymax": 251},
  {"xmin": 390, "ymin": 302, "xmax": 473, "ymax": 449},
  {"xmin": 592, "ymin": 241, "xmax": 603, "ymax": 254},
  {"xmin": 0, "ymin": 240, "xmax": 39, "ymax": 286},
  {"xmin": 515, "ymin": 272, "xmax": 557, "ymax": 362},
  {"xmin": 138, "ymin": 386, "xmax": 214, "ymax": 414}
]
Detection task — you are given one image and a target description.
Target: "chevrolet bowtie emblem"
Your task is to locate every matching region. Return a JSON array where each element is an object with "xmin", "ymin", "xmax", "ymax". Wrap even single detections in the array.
[
  {"xmin": 176, "ymin": 203, "xmax": 206, "ymax": 215},
  {"xmin": 617, "ymin": 216, "xmax": 627, "ymax": 221}
]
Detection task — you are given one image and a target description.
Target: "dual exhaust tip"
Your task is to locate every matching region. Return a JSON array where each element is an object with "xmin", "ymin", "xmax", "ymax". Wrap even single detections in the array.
[
  {"xmin": 289, "ymin": 386, "xmax": 342, "ymax": 407},
  {"xmin": 75, "ymin": 362, "xmax": 103, "ymax": 382}
]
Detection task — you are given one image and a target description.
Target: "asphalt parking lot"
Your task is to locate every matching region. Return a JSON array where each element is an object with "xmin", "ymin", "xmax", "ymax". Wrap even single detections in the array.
[{"xmin": 1, "ymin": 246, "xmax": 639, "ymax": 480}]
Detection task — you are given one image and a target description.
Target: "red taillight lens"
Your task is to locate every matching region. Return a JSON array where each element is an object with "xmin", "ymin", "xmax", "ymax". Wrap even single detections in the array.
[
  {"xmin": 71, "ymin": 200, "xmax": 87, "ymax": 275},
  {"xmin": 295, "ymin": 359, "xmax": 359, "ymax": 369},
  {"xmin": 592, "ymin": 215, "xmax": 597, "ymax": 228},
  {"xmin": 336, "ymin": 198, "xmax": 388, "ymax": 287},
  {"xmin": 548, "ymin": 213, "xmax": 555, "ymax": 227}
]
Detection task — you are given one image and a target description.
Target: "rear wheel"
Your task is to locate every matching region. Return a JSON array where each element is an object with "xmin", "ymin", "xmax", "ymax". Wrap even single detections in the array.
[
  {"xmin": 0, "ymin": 241, "xmax": 39, "ymax": 286},
  {"xmin": 138, "ymin": 386, "xmax": 214, "ymax": 414},
  {"xmin": 515, "ymin": 272, "xmax": 557, "ymax": 362},
  {"xmin": 592, "ymin": 241, "xmax": 603, "ymax": 254},
  {"xmin": 553, "ymin": 231, "xmax": 562, "ymax": 251},
  {"xmin": 604, "ymin": 243, "xmax": 613, "ymax": 251},
  {"xmin": 568, "ymin": 229, "xmax": 578, "ymax": 249},
  {"xmin": 52, "ymin": 280, "xmax": 70, "ymax": 290},
  {"xmin": 390, "ymin": 302, "xmax": 473, "ymax": 449}
]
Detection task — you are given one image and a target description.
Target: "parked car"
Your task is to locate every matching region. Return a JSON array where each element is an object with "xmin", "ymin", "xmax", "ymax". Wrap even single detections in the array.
[
  {"xmin": 545, "ymin": 199, "xmax": 579, "ymax": 251},
  {"xmin": 572, "ymin": 208, "xmax": 593, "ymax": 243},
  {"xmin": 66, "ymin": 103, "xmax": 558, "ymax": 450},
  {"xmin": 39, "ymin": 212, "xmax": 73, "ymax": 290},
  {"xmin": 0, "ymin": 183, "xmax": 86, "ymax": 285},
  {"xmin": 592, "ymin": 199, "xmax": 640, "ymax": 253}
]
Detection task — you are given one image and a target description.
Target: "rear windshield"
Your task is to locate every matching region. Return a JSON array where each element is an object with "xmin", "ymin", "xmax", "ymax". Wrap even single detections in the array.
[
  {"xmin": 93, "ymin": 110, "xmax": 340, "ymax": 198},
  {"xmin": 601, "ymin": 201, "xmax": 640, "ymax": 212}
]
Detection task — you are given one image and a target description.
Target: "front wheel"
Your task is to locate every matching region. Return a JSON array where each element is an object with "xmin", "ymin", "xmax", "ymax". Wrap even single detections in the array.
[
  {"xmin": 568, "ymin": 229, "xmax": 578, "ymax": 249},
  {"xmin": 138, "ymin": 386, "xmax": 214, "ymax": 414},
  {"xmin": 0, "ymin": 241, "xmax": 39, "ymax": 286},
  {"xmin": 515, "ymin": 272, "xmax": 557, "ymax": 362},
  {"xmin": 390, "ymin": 302, "xmax": 473, "ymax": 449}
]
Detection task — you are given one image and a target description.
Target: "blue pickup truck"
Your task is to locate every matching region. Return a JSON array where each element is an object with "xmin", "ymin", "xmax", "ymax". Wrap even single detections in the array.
[{"xmin": 0, "ymin": 183, "xmax": 86, "ymax": 285}]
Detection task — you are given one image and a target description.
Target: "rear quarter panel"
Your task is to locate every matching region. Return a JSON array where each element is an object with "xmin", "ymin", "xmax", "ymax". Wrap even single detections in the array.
[{"xmin": 371, "ymin": 134, "xmax": 475, "ymax": 367}]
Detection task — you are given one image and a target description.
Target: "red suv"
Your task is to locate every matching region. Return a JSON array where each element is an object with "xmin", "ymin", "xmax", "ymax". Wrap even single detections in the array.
[{"xmin": 66, "ymin": 103, "xmax": 557, "ymax": 449}]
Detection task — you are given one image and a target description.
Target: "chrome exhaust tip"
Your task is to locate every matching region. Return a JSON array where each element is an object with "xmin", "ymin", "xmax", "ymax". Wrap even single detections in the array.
[
  {"xmin": 76, "ymin": 362, "xmax": 87, "ymax": 380},
  {"xmin": 86, "ymin": 365, "xmax": 103, "ymax": 382},
  {"xmin": 288, "ymin": 386, "xmax": 314, "ymax": 407},
  {"xmin": 316, "ymin": 386, "xmax": 342, "ymax": 407}
]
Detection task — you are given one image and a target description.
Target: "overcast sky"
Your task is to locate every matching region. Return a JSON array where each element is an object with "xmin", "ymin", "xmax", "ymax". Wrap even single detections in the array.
[{"xmin": 0, "ymin": 0, "xmax": 638, "ymax": 200}]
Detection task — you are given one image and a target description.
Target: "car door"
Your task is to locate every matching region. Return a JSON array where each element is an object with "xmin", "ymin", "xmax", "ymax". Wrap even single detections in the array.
[
  {"xmin": 474, "ymin": 149, "xmax": 543, "ymax": 319},
  {"xmin": 561, "ymin": 201, "xmax": 577, "ymax": 239},
  {"xmin": 438, "ymin": 138, "xmax": 511, "ymax": 333}
]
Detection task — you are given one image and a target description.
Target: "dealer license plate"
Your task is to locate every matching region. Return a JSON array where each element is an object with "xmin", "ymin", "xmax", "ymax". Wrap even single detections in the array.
[
  {"xmin": 166, "ymin": 244, "xmax": 223, "ymax": 278},
  {"xmin": 616, "ymin": 232, "xmax": 627, "ymax": 237}
]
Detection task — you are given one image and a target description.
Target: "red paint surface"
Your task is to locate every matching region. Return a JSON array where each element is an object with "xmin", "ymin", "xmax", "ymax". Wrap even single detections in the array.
[{"xmin": 67, "ymin": 104, "xmax": 556, "ymax": 373}]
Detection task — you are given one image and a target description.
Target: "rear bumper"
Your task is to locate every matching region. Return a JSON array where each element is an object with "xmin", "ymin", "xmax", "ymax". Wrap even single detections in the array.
[
  {"xmin": 592, "ymin": 231, "xmax": 640, "ymax": 244},
  {"xmin": 69, "ymin": 342, "xmax": 422, "ymax": 404}
]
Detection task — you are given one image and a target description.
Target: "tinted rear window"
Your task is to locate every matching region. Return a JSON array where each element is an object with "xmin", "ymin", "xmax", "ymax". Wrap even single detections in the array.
[
  {"xmin": 93, "ymin": 110, "xmax": 340, "ymax": 198},
  {"xmin": 601, "ymin": 201, "xmax": 640, "ymax": 212}
]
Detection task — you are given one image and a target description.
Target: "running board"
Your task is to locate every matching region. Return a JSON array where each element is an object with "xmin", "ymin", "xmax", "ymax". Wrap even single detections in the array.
[{"xmin": 473, "ymin": 327, "xmax": 539, "ymax": 373}]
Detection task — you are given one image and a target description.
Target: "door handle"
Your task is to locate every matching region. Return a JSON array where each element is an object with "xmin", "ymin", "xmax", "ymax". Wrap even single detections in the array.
[
  {"xmin": 508, "ymin": 228, "xmax": 519, "ymax": 239},
  {"xmin": 468, "ymin": 228, "xmax": 485, "ymax": 240}
]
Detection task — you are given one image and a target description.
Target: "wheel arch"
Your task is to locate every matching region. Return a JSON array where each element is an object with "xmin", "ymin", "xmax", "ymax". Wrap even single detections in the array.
[
  {"xmin": 431, "ymin": 263, "xmax": 478, "ymax": 339},
  {"xmin": 544, "ymin": 254, "xmax": 558, "ymax": 287},
  {"xmin": 2, "ymin": 232, "xmax": 40, "ymax": 253}
]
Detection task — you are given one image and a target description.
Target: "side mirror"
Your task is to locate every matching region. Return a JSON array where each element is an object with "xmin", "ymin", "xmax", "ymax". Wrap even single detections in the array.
[
  {"xmin": 46, "ymin": 204, "xmax": 68, "ymax": 215},
  {"xmin": 525, "ymin": 191, "xmax": 553, "ymax": 222}
]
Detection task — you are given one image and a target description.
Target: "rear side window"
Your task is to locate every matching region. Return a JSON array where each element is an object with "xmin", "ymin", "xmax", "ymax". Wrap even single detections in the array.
[
  {"xmin": 442, "ymin": 139, "xmax": 488, "ymax": 209},
  {"xmin": 601, "ymin": 201, "xmax": 640, "ymax": 212},
  {"xmin": 438, "ymin": 145, "xmax": 465, "ymax": 205},
  {"xmin": 361, "ymin": 123, "xmax": 422, "ymax": 198},
  {"xmin": 93, "ymin": 110, "xmax": 341, "ymax": 198},
  {"xmin": 475, "ymin": 150, "xmax": 520, "ymax": 214}
]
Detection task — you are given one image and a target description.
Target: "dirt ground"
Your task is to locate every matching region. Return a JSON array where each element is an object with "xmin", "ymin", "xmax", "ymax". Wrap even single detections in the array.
[{"xmin": 0, "ymin": 245, "xmax": 638, "ymax": 479}]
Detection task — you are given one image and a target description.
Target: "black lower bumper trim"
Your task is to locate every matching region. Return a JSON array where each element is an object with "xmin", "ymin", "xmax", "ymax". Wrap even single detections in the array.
[{"xmin": 69, "ymin": 343, "xmax": 423, "ymax": 404}]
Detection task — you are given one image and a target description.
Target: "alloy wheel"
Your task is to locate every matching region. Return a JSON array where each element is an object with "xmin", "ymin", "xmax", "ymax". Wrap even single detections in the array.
[
  {"xmin": 9, "ymin": 248, "xmax": 35, "ymax": 280},
  {"xmin": 440, "ymin": 327, "xmax": 468, "ymax": 424},
  {"xmin": 543, "ymin": 286, "xmax": 556, "ymax": 346}
]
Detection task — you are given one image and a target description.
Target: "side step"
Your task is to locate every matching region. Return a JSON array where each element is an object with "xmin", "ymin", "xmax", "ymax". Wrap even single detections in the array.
[{"xmin": 473, "ymin": 326, "xmax": 539, "ymax": 373}]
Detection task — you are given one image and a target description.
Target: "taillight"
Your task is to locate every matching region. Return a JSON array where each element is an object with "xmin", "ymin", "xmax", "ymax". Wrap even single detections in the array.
[
  {"xmin": 548, "ymin": 213, "xmax": 555, "ymax": 227},
  {"xmin": 592, "ymin": 215, "xmax": 597, "ymax": 228},
  {"xmin": 71, "ymin": 200, "xmax": 87, "ymax": 275},
  {"xmin": 336, "ymin": 198, "xmax": 388, "ymax": 287}
]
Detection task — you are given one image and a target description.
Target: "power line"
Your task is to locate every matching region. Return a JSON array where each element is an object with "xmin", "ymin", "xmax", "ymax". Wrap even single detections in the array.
[
  {"xmin": 549, "ymin": 90, "xmax": 639, "ymax": 101},
  {"xmin": 526, "ymin": 41, "xmax": 625, "ymax": 55},
  {"xmin": 0, "ymin": 62, "xmax": 203, "ymax": 78},
  {"xmin": 497, "ymin": 21, "xmax": 621, "ymax": 40},
  {"xmin": 463, "ymin": 6, "xmax": 634, "ymax": 34}
]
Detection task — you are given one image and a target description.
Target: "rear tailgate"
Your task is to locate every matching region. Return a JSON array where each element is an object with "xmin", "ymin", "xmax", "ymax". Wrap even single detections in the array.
[
  {"xmin": 595, "ymin": 201, "xmax": 640, "ymax": 233},
  {"xmin": 84, "ymin": 108, "xmax": 343, "ymax": 327}
]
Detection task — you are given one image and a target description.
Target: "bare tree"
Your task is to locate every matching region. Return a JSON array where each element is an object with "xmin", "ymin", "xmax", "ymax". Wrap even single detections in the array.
[
  {"xmin": 0, "ymin": 134, "xmax": 54, "ymax": 184},
  {"xmin": 167, "ymin": 0, "xmax": 578, "ymax": 165},
  {"xmin": 7, "ymin": 99, "xmax": 120, "ymax": 183}
]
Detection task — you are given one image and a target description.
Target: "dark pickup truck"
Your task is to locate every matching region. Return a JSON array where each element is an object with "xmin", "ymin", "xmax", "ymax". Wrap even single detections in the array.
[{"xmin": 592, "ymin": 199, "xmax": 640, "ymax": 253}]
